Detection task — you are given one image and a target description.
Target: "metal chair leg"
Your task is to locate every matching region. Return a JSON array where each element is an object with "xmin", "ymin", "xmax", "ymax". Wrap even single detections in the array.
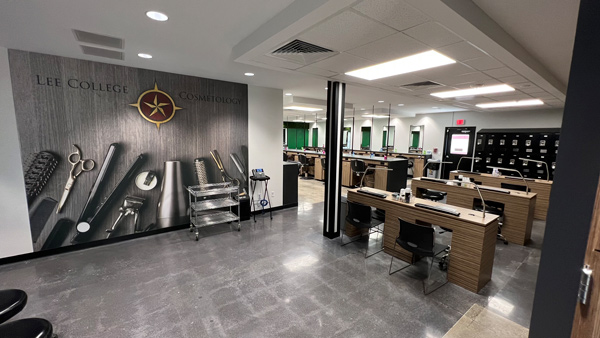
[
  {"xmin": 389, "ymin": 241, "xmax": 412, "ymax": 275},
  {"xmin": 364, "ymin": 224, "xmax": 384, "ymax": 258}
]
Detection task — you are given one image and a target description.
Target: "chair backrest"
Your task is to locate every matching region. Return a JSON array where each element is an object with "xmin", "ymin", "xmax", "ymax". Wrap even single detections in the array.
[
  {"xmin": 500, "ymin": 182, "xmax": 530, "ymax": 192},
  {"xmin": 297, "ymin": 154, "xmax": 308, "ymax": 165},
  {"xmin": 321, "ymin": 157, "xmax": 326, "ymax": 169},
  {"xmin": 283, "ymin": 153, "xmax": 288, "ymax": 161},
  {"xmin": 351, "ymin": 159, "xmax": 366, "ymax": 173},
  {"xmin": 398, "ymin": 218, "xmax": 435, "ymax": 256},
  {"xmin": 346, "ymin": 201, "xmax": 372, "ymax": 226}
]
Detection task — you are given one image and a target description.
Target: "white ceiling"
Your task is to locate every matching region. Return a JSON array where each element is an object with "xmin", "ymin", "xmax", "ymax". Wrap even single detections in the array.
[
  {"xmin": 0, "ymin": 0, "xmax": 579, "ymax": 117},
  {"xmin": 473, "ymin": 0, "xmax": 580, "ymax": 86}
]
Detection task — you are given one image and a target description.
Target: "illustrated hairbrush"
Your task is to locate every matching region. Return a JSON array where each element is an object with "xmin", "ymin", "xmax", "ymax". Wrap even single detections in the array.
[{"xmin": 23, "ymin": 151, "xmax": 58, "ymax": 205}]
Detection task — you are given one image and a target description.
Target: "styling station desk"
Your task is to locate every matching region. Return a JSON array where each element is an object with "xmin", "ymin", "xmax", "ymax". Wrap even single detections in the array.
[
  {"xmin": 347, "ymin": 188, "xmax": 498, "ymax": 293},
  {"xmin": 344, "ymin": 150, "xmax": 430, "ymax": 178},
  {"xmin": 284, "ymin": 150, "xmax": 408, "ymax": 192},
  {"xmin": 449, "ymin": 170, "xmax": 552, "ymax": 220},
  {"xmin": 411, "ymin": 178, "xmax": 537, "ymax": 245}
]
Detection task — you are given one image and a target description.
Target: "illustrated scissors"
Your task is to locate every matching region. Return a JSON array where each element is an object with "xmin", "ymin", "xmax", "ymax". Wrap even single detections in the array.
[{"xmin": 56, "ymin": 144, "xmax": 95, "ymax": 213}]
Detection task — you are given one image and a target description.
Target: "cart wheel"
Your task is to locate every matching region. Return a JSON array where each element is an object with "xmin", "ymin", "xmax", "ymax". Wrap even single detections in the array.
[{"xmin": 195, "ymin": 234, "xmax": 199, "ymax": 241}]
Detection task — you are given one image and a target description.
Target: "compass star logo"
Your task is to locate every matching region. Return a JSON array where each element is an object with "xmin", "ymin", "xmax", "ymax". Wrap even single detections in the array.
[{"xmin": 130, "ymin": 83, "xmax": 182, "ymax": 129}]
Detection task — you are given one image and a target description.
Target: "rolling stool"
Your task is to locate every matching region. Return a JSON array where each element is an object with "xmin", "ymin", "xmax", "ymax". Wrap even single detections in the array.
[
  {"xmin": 421, "ymin": 189, "xmax": 451, "ymax": 270},
  {"xmin": 475, "ymin": 205, "xmax": 508, "ymax": 245},
  {"xmin": 350, "ymin": 160, "xmax": 367, "ymax": 187},
  {"xmin": 0, "ymin": 289, "xmax": 56, "ymax": 338},
  {"xmin": 297, "ymin": 154, "xmax": 311, "ymax": 179}
]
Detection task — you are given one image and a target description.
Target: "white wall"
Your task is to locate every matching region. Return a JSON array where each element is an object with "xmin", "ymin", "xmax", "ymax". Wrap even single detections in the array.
[
  {"xmin": 0, "ymin": 47, "xmax": 33, "ymax": 259},
  {"xmin": 248, "ymin": 86, "xmax": 283, "ymax": 208},
  {"xmin": 345, "ymin": 108, "xmax": 563, "ymax": 157}
]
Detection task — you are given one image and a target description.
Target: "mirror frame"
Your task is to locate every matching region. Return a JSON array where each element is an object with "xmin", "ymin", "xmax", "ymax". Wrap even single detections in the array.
[{"xmin": 408, "ymin": 125, "xmax": 425, "ymax": 151}]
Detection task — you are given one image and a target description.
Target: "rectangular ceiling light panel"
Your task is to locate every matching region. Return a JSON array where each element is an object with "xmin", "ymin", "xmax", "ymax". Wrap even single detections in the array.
[
  {"xmin": 345, "ymin": 50, "xmax": 455, "ymax": 80},
  {"xmin": 476, "ymin": 99, "xmax": 544, "ymax": 108},
  {"xmin": 431, "ymin": 84, "xmax": 515, "ymax": 98},
  {"xmin": 284, "ymin": 106, "xmax": 323, "ymax": 112}
]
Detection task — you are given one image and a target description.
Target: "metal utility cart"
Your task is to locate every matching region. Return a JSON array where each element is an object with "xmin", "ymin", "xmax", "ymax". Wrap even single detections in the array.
[{"xmin": 186, "ymin": 182, "xmax": 240, "ymax": 241}]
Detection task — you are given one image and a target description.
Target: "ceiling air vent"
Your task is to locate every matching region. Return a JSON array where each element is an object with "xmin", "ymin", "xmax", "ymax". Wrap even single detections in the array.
[
  {"xmin": 80, "ymin": 45, "xmax": 124, "ymax": 60},
  {"xmin": 268, "ymin": 39, "xmax": 338, "ymax": 65},
  {"xmin": 73, "ymin": 29, "xmax": 124, "ymax": 49},
  {"xmin": 400, "ymin": 81, "xmax": 443, "ymax": 91}
]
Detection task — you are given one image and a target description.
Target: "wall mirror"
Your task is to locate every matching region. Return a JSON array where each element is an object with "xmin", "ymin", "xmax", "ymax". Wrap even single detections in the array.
[
  {"xmin": 343, "ymin": 127, "xmax": 351, "ymax": 148},
  {"xmin": 409, "ymin": 125, "xmax": 424, "ymax": 152},
  {"xmin": 361, "ymin": 126, "xmax": 371, "ymax": 150},
  {"xmin": 382, "ymin": 126, "xmax": 395, "ymax": 149}
]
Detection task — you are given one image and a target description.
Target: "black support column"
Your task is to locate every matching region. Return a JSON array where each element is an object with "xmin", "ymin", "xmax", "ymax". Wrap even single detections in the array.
[{"xmin": 323, "ymin": 81, "xmax": 345, "ymax": 239}]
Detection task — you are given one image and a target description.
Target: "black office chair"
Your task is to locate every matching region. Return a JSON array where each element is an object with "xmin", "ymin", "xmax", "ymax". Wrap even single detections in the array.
[
  {"xmin": 421, "ymin": 189, "xmax": 447, "ymax": 202},
  {"xmin": 389, "ymin": 218, "xmax": 449, "ymax": 295},
  {"xmin": 341, "ymin": 201, "xmax": 384, "ymax": 258},
  {"xmin": 297, "ymin": 154, "xmax": 312, "ymax": 179},
  {"xmin": 474, "ymin": 201, "xmax": 508, "ymax": 245},
  {"xmin": 283, "ymin": 152, "xmax": 288, "ymax": 162},
  {"xmin": 0, "ymin": 289, "xmax": 56, "ymax": 338},
  {"xmin": 351, "ymin": 160, "xmax": 367, "ymax": 187}
]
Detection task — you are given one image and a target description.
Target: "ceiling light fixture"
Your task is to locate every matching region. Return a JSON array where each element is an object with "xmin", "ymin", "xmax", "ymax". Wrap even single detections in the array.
[
  {"xmin": 432, "ymin": 107, "xmax": 439, "ymax": 109},
  {"xmin": 292, "ymin": 119, "xmax": 305, "ymax": 122},
  {"xmin": 325, "ymin": 87, "xmax": 328, "ymax": 90},
  {"xmin": 360, "ymin": 108, "xmax": 365, "ymax": 110},
  {"xmin": 285, "ymin": 93, "xmax": 293, "ymax": 96},
  {"xmin": 244, "ymin": 72, "xmax": 254, "ymax": 77},
  {"xmin": 137, "ymin": 53, "xmax": 152, "ymax": 59},
  {"xmin": 477, "ymin": 99, "xmax": 544, "ymax": 109},
  {"xmin": 431, "ymin": 84, "xmax": 515, "ymax": 98},
  {"xmin": 284, "ymin": 106, "xmax": 323, "ymax": 112},
  {"xmin": 362, "ymin": 114, "xmax": 388, "ymax": 118},
  {"xmin": 146, "ymin": 11, "xmax": 168, "ymax": 21},
  {"xmin": 397, "ymin": 104, "xmax": 404, "ymax": 106},
  {"xmin": 345, "ymin": 50, "xmax": 455, "ymax": 81},
  {"xmin": 378, "ymin": 100, "xmax": 384, "ymax": 103}
]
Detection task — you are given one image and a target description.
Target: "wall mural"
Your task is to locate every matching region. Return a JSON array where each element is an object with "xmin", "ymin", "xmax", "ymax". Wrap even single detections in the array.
[{"xmin": 9, "ymin": 50, "xmax": 248, "ymax": 251}]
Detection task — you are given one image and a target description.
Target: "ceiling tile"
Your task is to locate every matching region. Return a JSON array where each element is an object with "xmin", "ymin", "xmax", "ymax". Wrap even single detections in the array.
[
  {"xmin": 462, "ymin": 56, "xmax": 504, "ymax": 71},
  {"xmin": 418, "ymin": 62, "xmax": 475, "ymax": 80},
  {"xmin": 435, "ymin": 72, "xmax": 493, "ymax": 86},
  {"xmin": 519, "ymin": 85, "xmax": 546, "ymax": 94},
  {"xmin": 533, "ymin": 93, "xmax": 557, "ymax": 100},
  {"xmin": 345, "ymin": 32, "xmax": 429, "ymax": 63},
  {"xmin": 437, "ymin": 41, "xmax": 488, "ymax": 62},
  {"xmin": 483, "ymin": 67, "xmax": 517, "ymax": 78},
  {"xmin": 310, "ymin": 53, "xmax": 373, "ymax": 74},
  {"xmin": 482, "ymin": 93, "xmax": 533, "ymax": 101},
  {"xmin": 296, "ymin": 65, "xmax": 338, "ymax": 77},
  {"xmin": 253, "ymin": 55, "xmax": 304, "ymax": 69},
  {"xmin": 298, "ymin": 10, "xmax": 396, "ymax": 52},
  {"xmin": 353, "ymin": 0, "xmax": 430, "ymax": 31},
  {"xmin": 497, "ymin": 74, "xmax": 529, "ymax": 84},
  {"xmin": 403, "ymin": 22, "xmax": 463, "ymax": 48},
  {"xmin": 375, "ymin": 73, "xmax": 430, "ymax": 87}
]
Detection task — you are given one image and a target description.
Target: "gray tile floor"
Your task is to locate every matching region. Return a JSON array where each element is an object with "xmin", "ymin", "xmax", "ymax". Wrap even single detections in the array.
[{"xmin": 0, "ymin": 178, "xmax": 542, "ymax": 337}]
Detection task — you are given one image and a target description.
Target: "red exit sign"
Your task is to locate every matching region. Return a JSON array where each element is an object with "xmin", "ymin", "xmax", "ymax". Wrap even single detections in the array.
[{"xmin": 456, "ymin": 119, "xmax": 466, "ymax": 125}]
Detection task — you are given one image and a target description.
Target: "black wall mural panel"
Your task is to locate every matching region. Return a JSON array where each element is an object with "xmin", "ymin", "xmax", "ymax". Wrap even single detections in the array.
[
  {"xmin": 473, "ymin": 128, "xmax": 560, "ymax": 180},
  {"xmin": 9, "ymin": 50, "xmax": 248, "ymax": 251}
]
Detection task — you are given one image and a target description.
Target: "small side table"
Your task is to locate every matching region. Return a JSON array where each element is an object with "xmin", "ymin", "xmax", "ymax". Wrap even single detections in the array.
[{"xmin": 249, "ymin": 175, "xmax": 272, "ymax": 222}]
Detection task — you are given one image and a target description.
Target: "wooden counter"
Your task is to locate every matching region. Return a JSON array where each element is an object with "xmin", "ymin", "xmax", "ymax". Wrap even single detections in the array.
[
  {"xmin": 347, "ymin": 188, "xmax": 498, "ymax": 293},
  {"xmin": 411, "ymin": 178, "xmax": 537, "ymax": 245},
  {"xmin": 450, "ymin": 170, "xmax": 552, "ymax": 220},
  {"xmin": 284, "ymin": 150, "xmax": 408, "ymax": 192}
]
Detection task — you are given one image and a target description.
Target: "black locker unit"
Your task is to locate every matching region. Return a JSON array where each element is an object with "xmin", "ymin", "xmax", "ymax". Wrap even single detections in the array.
[{"xmin": 473, "ymin": 128, "xmax": 560, "ymax": 180}]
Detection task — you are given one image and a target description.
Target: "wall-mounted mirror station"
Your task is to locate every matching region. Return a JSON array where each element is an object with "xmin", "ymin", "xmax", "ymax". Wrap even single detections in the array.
[
  {"xmin": 283, "ymin": 128, "xmax": 288, "ymax": 147},
  {"xmin": 361, "ymin": 126, "xmax": 371, "ymax": 150},
  {"xmin": 409, "ymin": 125, "xmax": 424, "ymax": 152},
  {"xmin": 343, "ymin": 127, "xmax": 351, "ymax": 149},
  {"xmin": 382, "ymin": 126, "xmax": 395, "ymax": 149},
  {"xmin": 312, "ymin": 127, "xmax": 318, "ymax": 147}
]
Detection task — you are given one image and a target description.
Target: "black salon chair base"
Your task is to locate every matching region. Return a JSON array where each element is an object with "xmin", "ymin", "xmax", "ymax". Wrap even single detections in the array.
[
  {"xmin": 389, "ymin": 218, "xmax": 449, "ymax": 295},
  {"xmin": 0, "ymin": 318, "xmax": 56, "ymax": 338},
  {"xmin": 0, "ymin": 289, "xmax": 27, "ymax": 324},
  {"xmin": 297, "ymin": 154, "xmax": 313, "ymax": 180}
]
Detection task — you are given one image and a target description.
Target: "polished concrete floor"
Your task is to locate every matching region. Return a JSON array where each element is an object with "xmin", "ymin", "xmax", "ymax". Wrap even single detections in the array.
[{"xmin": 0, "ymin": 178, "xmax": 541, "ymax": 337}]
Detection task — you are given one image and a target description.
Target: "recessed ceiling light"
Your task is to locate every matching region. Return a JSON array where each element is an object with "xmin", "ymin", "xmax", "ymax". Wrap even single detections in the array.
[
  {"xmin": 244, "ymin": 72, "xmax": 254, "ymax": 77},
  {"xmin": 284, "ymin": 106, "xmax": 323, "ymax": 112},
  {"xmin": 146, "ymin": 11, "xmax": 168, "ymax": 21},
  {"xmin": 285, "ymin": 93, "xmax": 293, "ymax": 96},
  {"xmin": 476, "ymin": 99, "xmax": 544, "ymax": 109},
  {"xmin": 432, "ymin": 107, "xmax": 439, "ymax": 109},
  {"xmin": 431, "ymin": 84, "xmax": 515, "ymax": 98},
  {"xmin": 325, "ymin": 87, "xmax": 328, "ymax": 90},
  {"xmin": 362, "ymin": 114, "xmax": 388, "ymax": 118},
  {"xmin": 292, "ymin": 119, "xmax": 305, "ymax": 122},
  {"xmin": 360, "ymin": 108, "xmax": 365, "ymax": 110},
  {"xmin": 137, "ymin": 53, "xmax": 152, "ymax": 59},
  {"xmin": 397, "ymin": 104, "xmax": 404, "ymax": 106},
  {"xmin": 378, "ymin": 100, "xmax": 384, "ymax": 103},
  {"xmin": 345, "ymin": 50, "xmax": 455, "ymax": 81}
]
